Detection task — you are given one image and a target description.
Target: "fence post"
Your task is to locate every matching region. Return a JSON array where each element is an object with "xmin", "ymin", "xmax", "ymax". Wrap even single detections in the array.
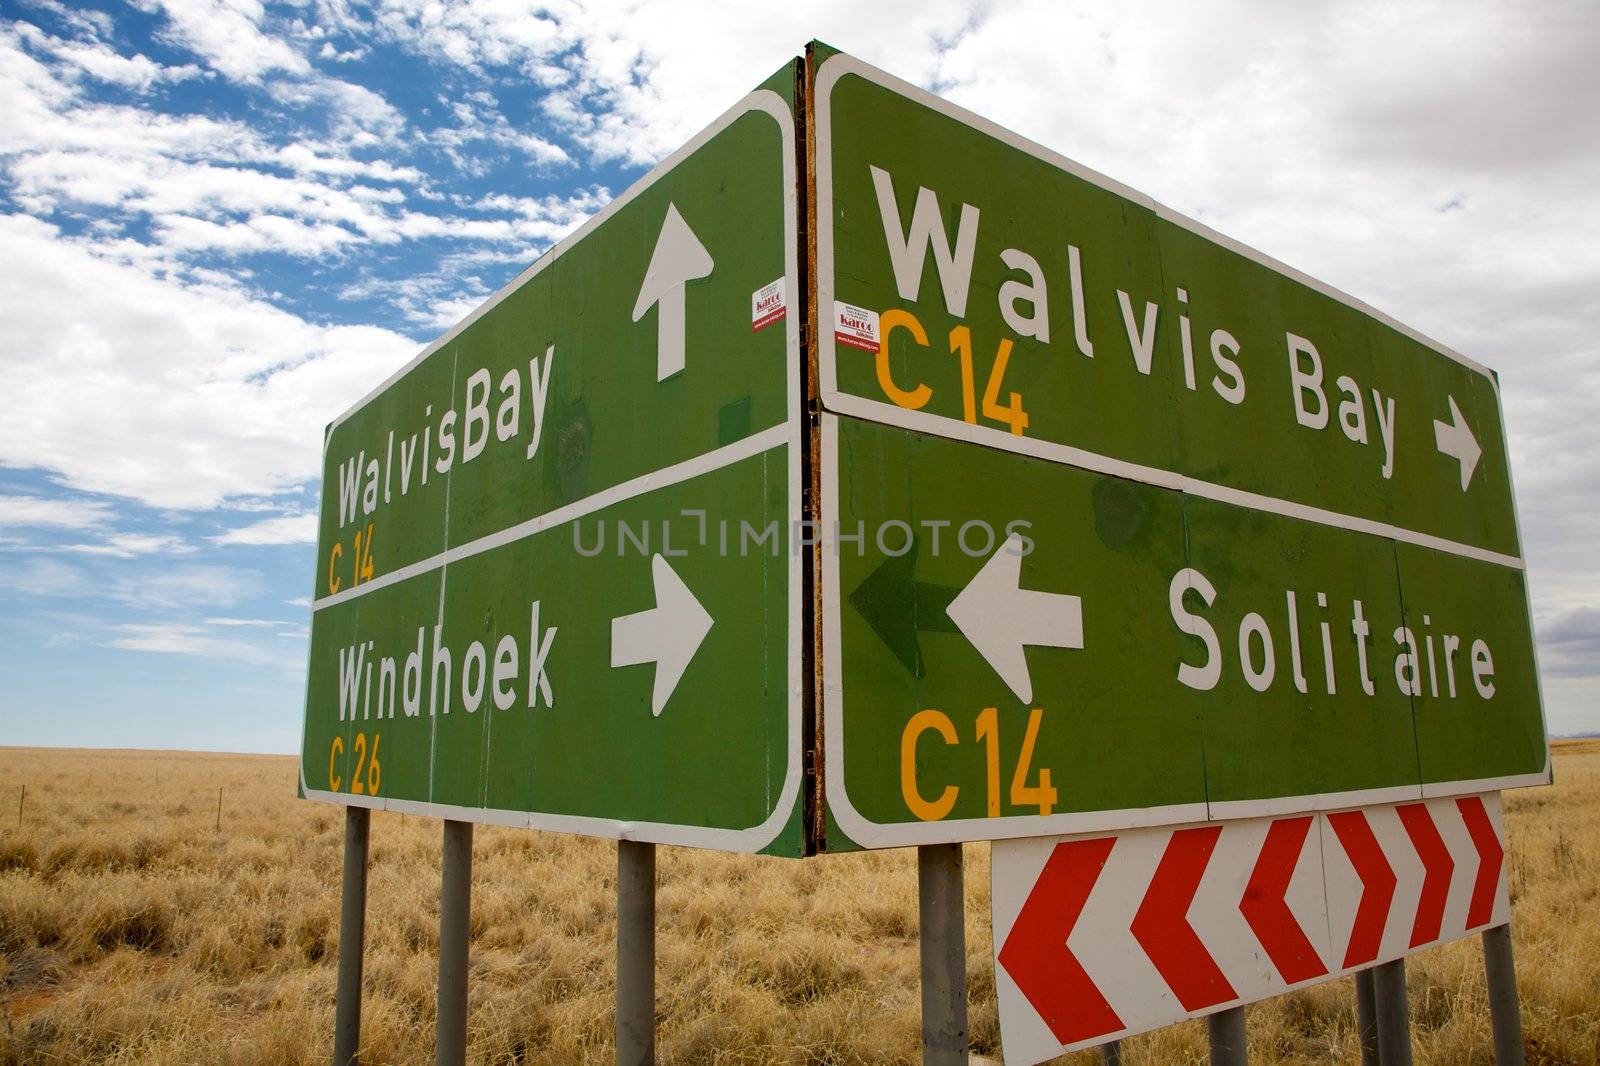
[
  {"xmin": 616, "ymin": 839, "xmax": 657, "ymax": 1065},
  {"xmin": 436, "ymin": 819, "xmax": 473, "ymax": 1066},
  {"xmin": 1482, "ymin": 924, "xmax": 1525, "ymax": 1065},
  {"xmin": 917, "ymin": 843, "xmax": 968, "ymax": 1066},
  {"xmin": 1099, "ymin": 1040, "xmax": 1122, "ymax": 1065},
  {"xmin": 1372, "ymin": 957, "xmax": 1413, "ymax": 1066},
  {"xmin": 1355, "ymin": 967, "xmax": 1379, "ymax": 1066},
  {"xmin": 216, "ymin": 787, "xmax": 223, "ymax": 832},
  {"xmin": 1208, "ymin": 1005, "xmax": 1247, "ymax": 1066},
  {"xmin": 333, "ymin": 806, "xmax": 370, "ymax": 1066},
  {"xmin": 15, "ymin": 784, "xmax": 22, "ymax": 828}
]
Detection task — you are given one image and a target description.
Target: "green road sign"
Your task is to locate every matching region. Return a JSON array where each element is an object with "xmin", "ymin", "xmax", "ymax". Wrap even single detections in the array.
[
  {"xmin": 299, "ymin": 67, "xmax": 806, "ymax": 855},
  {"xmin": 811, "ymin": 48, "xmax": 1547, "ymax": 850}
]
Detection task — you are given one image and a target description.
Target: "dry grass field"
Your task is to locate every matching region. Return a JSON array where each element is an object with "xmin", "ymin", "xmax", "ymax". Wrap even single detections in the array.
[{"xmin": 1, "ymin": 743, "xmax": 1597, "ymax": 1065}]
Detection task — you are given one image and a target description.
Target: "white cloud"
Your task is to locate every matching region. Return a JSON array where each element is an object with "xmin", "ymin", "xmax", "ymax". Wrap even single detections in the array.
[
  {"xmin": 10, "ymin": 138, "xmax": 406, "ymax": 236},
  {"xmin": 212, "ymin": 513, "xmax": 317, "ymax": 545},
  {"xmin": 1538, "ymin": 607, "xmax": 1600, "ymax": 680},
  {"xmin": 0, "ymin": 213, "xmax": 420, "ymax": 509},
  {"xmin": 203, "ymin": 615, "xmax": 291, "ymax": 627},
  {"xmin": 0, "ymin": 494, "xmax": 111, "ymax": 529},
  {"xmin": 424, "ymin": 90, "xmax": 570, "ymax": 170},
  {"xmin": 335, "ymin": 186, "xmax": 611, "ymax": 326},
  {"xmin": 0, "ymin": 556, "xmax": 93, "ymax": 598},
  {"xmin": 15, "ymin": 22, "xmax": 204, "ymax": 92},
  {"xmin": 0, "ymin": 28, "xmax": 597, "ymax": 263},
  {"xmin": 59, "ymin": 533, "xmax": 196, "ymax": 558},
  {"xmin": 23, "ymin": 0, "xmax": 115, "ymax": 39},
  {"xmin": 369, "ymin": 1, "xmax": 977, "ymax": 165},
  {"xmin": 396, "ymin": 284, "xmax": 488, "ymax": 331},
  {"xmin": 466, "ymin": 185, "xmax": 610, "ymax": 224},
  {"xmin": 107, "ymin": 620, "xmax": 296, "ymax": 666},
  {"xmin": 141, "ymin": 0, "xmax": 310, "ymax": 84},
  {"xmin": 267, "ymin": 72, "xmax": 406, "ymax": 144},
  {"xmin": 274, "ymin": 142, "xmax": 421, "ymax": 183},
  {"xmin": 0, "ymin": 20, "xmax": 83, "ymax": 146},
  {"xmin": 110, "ymin": 564, "xmax": 263, "ymax": 611},
  {"xmin": 317, "ymin": 41, "xmax": 366, "ymax": 63},
  {"xmin": 151, "ymin": 210, "xmax": 365, "ymax": 256}
]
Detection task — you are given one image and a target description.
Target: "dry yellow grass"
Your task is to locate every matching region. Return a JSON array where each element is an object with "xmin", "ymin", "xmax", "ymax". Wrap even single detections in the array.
[{"xmin": 1, "ymin": 744, "xmax": 1596, "ymax": 1064}]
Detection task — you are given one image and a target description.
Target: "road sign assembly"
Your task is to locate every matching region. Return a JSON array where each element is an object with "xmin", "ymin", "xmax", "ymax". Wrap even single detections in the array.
[
  {"xmin": 301, "ymin": 44, "xmax": 1546, "ymax": 856},
  {"xmin": 300, "ymin": 40, "xmax": 1550, "ymax": 1065}
]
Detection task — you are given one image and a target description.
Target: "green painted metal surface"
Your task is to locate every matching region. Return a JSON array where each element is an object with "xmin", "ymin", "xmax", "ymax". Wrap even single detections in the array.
[
  {"xmin": 299, "ymin": 65, "xmax": 806, "ymax": 855},
  {"xmin": 813, "ymin": 49, "xmax": 1545, "ymax": 850}
]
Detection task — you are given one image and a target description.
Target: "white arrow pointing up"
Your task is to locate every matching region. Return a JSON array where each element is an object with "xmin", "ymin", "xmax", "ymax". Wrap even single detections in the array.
[
  {"xmin": 946, "ymin": 533, "xmax": 1084, "ymax": 704},
  {"xmin": 1433, "ymin": 394, "xmax": 1482, "ymax": 491},
  {"xmin": 632, "ymin": 203, "xmax": 713, "ymax": 381},
  {"xmin": 611, "ymin": 554, "xmax": 713, "ymax": 717}
]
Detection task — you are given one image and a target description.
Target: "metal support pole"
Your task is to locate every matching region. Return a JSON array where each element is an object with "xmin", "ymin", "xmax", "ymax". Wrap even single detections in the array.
[
  {"xmin": 1355, "ymin": 967, "xmax": 1380, "ymax": 1066},
  {"xmin": 1208, "ymin": 1005, "xmax": 1247, "ymax": 1066},
  {"xmin": 917, "ymin": 843, "xmax": 968, "ymax": 1066},
  {"xmin": 1482, "ymin": 924, "xmax": 1525, "ymax": 1065},
  {"xmin": 436, "ymin": 819, "xmax": 473, "ymax": 1066},
  {"xmin": 332, "ymin": 806, "xmax": 370, "ymax": 1066},
  {"xmin": 616, "ymin": 840, "xmax": 657, "ymax": 1066},
  {"xmin": 1099, "ymin": 1039, "xmax": 1123, "ymax": 1065},
  {"xmin": 1372, "ymin": 957, "xmax": 1413, "ymax": 1066}
]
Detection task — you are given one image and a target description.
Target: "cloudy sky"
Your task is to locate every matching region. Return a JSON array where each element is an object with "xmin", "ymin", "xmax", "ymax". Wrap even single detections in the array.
[{"xmin": 0, "ymin": 0, "xmax": 1594, "ymax": 752}]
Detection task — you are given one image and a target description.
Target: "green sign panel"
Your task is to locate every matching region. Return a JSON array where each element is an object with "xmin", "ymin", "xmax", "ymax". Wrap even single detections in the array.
[
  {"xmin": 299, "ymin": 68, "xmax": 806, "ymax": 855},
  {"xmin": 812, "ymin": 49, "xmax": 1547, "ymax": 850}
]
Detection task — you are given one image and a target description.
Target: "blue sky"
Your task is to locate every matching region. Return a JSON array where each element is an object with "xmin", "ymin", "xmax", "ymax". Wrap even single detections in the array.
[{"xmin": 1, "ymin": 0, "xmax": 1597, "ymax": 751}]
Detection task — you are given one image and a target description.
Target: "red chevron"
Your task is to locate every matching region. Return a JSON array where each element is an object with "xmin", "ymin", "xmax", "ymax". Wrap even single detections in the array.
[
  {"xmin": 1457, "ymin": 796, "xmax": 1504, "ymax": 928},
  {"xmin": 1396, "ymin": 804, "xmax": 1453, "ymax": 947},
  {"xmin": 1131, "ymin": 825, "xmax": 1237, "ymax": 1011},
  {"xmin": 998, "ymin": 837, "xmax": 1124, "ymax": 1045},
  {"xmin": 1240, "ymin": 815, "xmax": 1327, "ymax": 984},
  {"xmin": 1329, "ymin": 810, "xmax": 1396, "ymax": 968}
]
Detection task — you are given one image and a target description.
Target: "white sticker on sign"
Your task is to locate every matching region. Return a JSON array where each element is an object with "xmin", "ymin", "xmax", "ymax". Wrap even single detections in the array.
[
  {"xmin": 834, "ymin": 302, "xmax": 880, "ymax": 352},
  {"xmin": 751, "ymin": 278, "xmax": 787, "ymax": 332}
]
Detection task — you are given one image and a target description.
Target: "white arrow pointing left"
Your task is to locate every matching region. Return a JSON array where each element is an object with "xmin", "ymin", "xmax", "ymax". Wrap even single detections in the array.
[
  {"xmin": 946, "ymin": 533, "xmax": 1084, "ymax": 704},
  {"xmin": 632, "ymin": 203, "xmax": 713, "ymax": 381},
  {"xmin": 1432, "ymin": 394, "xmax": 1482, "ymax": 491},
  {"xmin": 611, "ymin": 554, "xmax": 714, "ymax": 717}
]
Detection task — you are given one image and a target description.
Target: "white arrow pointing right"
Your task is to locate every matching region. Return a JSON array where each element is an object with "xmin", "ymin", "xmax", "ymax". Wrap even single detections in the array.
[
  {"xmin": 610, "ymin": 554, "xmax": 713, "ymax": 717},
  {"xmin": 946, "ymin": 533, "xmax": 1084, "ymax": 704},
  {"xmin": 1433, "ymin": 394, "xmax": 1482, "ymax": 491},
  {"xmin": 632, "ymin": 203, "xmax": 713, "ymax": 381}
]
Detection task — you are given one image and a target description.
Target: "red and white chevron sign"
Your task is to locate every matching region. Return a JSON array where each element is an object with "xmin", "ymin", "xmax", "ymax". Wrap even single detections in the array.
[{"xmin": 992, "ymin": 794, "xmax": 1508, "ymax": 1064}]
